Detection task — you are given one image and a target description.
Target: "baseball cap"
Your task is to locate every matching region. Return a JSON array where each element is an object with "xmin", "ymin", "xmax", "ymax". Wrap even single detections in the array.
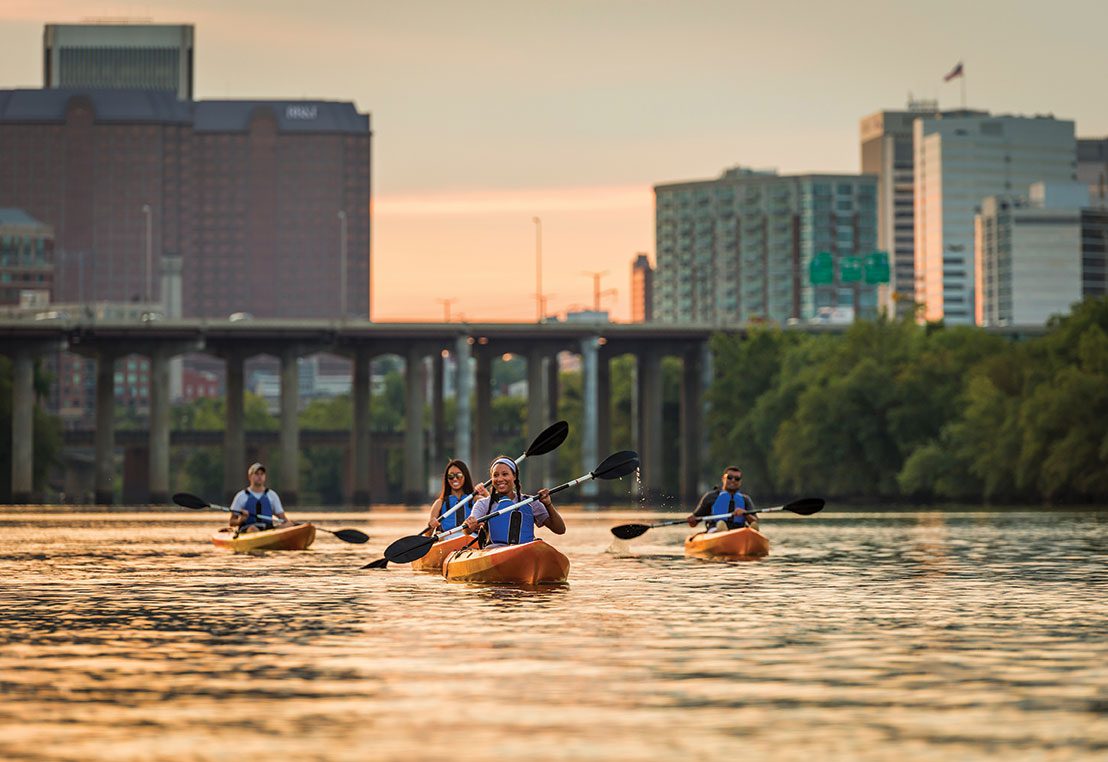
[{"xmin": 247, "ymin": 462, "xmax": 266, "ymax": 476}]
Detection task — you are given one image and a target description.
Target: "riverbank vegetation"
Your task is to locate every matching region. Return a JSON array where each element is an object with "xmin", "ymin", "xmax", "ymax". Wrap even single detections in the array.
[{"xmin": 708, "ymin": 297, "xmax": 1108, "ymax": 504}]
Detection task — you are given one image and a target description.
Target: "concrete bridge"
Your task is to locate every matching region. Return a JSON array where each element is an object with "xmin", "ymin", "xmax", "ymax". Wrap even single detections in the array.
[
  {"xmin": 2, "ymin": 317, "xmax": 1045, "ymax": 506},
  {"xmin": 3, "ymin": 318, "xmax": 728, "ymax": 505}
]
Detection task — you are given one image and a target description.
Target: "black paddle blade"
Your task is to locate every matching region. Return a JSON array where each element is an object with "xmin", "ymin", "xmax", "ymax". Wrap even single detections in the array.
[
  {"xmin": 172, "ymin": 492, "xmax": 209, "ymax": 510},
  {"xmin": 361, "ymin": 556, "xmax": 389, "ymax": 569},
  {"xmin": 610, "ymin": 523, "xmax": 651, "ymax": 540},
  {"xmin": 526, "ymin": 420, "xmax": 569, "ymax": 457},
  {"xmin": 330, "ymin": 528, "xmax": 370, "ymax": 544},
  {"xmin": 591, "ymin": 450, "xmax": 641, "ymax": 480},
  {"xmin": 384, "ymin": 534, "xmax": 438, "ymax": 563},
  {"xmin": 785, "ymin": 498, "xmax": 825, "ymax": 516}
]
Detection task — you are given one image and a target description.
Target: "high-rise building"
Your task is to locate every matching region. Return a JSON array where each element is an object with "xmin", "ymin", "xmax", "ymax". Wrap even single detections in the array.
[
  {"xmin": 1080, "ymin": 207, "xmax": 1108, "ymax": 300},
  {"xmin": 914, "ymin": 114, "xmax": 1076, "ymax": 324},
  {"xmin": 0, "ymin": 208, "xmax": 54, "ymax": 306},
  {"xmin": 860, "ymin": 102, "xmax": 987, "ymax": 318},
  {"xmin": 654, "ymin": 167, "xmax": 878, "ymax": 325},
  {"xmin": 0, "ymin": 89, "xmax": 372, "ymax": 320},
  {"xmin": 974, "ymin": 183, "xmax": 1087, "ymax": 326},
  {"xmin": 1077, "ymin": 137, "xmax": 1108, "ymax": 207},
  {"xmin": 631, "ymin": 253, "xmax": 653, "ymax": 322},
  {"xmin": 43, "ymin": 23, "xmax": 194, "ymax": 100}
]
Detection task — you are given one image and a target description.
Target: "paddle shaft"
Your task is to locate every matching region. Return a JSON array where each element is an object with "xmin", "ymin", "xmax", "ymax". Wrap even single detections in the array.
[{"xmin": 632, "ymin": 505, "xmax": 791, "ymax": 531}]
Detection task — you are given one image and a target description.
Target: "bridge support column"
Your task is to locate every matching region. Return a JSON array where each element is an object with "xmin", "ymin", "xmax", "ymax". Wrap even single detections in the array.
[
  {"xmin": 596, "ymin": 347, "xmax": 611, "ymax": 500},
  {"xmin": 403, "ymin": 347, "xmax": 427, "ymax": 504},
  {"xmin": 279, "ymin": 348, "xmax": 301, "ymax": 506},
  {"xmin": 527, "ymin": 347, "xmax": 547, "ymax": 487},
  {"xmin": 351, "ymin": 351, "xmax": 371, "ymax": 505},
  {"xmin": 475, "ymin": 348, "xmax": 492, "ymax": 465},
  {"xmin": 94, "ymin": 352, "xmax": 117, "ymax": 505},
  {"xmin": 10, "ymin": 351, "xmax": 35, "ymax": 503},
  {"xmin": 580, "ymin": 337, "xmax": 599, "ymax": 499},
  {"xmin": 432, "ymin": 350, "xmax": 445, "ymax": 477},
  {"xmin": 680, "ymin": 346, "xmax": 703, "ymax": 505},
  {"xmin": 637, "ymin": 348, "xmax": 664, "ymax": 501},
  {"xmin": 454, "ymin": 336, "xmax": 472, "ymax": 466},
  {"xmin": 148, "ymin": 350, "xmax": 171, "ymax": 504},
  {"xmin": 222, "ymin": 352, "xmax": 245, "ymax": 502},
  {"xmin": 546, "ymin": 353, "xmax": 559, "ymax": 423}
]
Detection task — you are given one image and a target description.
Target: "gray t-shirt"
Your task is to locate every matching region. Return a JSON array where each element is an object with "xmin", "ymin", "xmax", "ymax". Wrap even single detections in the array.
[{"xmin": 469, "ymin": 494, "xmax": 550, "ymax": 526}]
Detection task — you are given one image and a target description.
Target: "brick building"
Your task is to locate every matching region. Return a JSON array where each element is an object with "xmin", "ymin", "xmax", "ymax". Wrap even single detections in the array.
[{"xmin": 0, "ymin": 88, "xmax": 372, "ymax": 319}]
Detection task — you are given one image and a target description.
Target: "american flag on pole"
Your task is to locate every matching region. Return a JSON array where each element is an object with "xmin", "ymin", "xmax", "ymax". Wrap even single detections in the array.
[{"xmin": 943, "ymin": 62, "xmax": 964, "ymax": 82}]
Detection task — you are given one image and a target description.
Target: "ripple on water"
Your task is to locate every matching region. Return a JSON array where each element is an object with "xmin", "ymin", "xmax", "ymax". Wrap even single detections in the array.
[{"xmin": 0, "ymin": 508, "xmax": 1105, "ymax": 760}]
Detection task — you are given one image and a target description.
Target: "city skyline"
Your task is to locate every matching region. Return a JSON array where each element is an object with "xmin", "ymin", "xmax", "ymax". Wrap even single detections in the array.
[{"xmin": 2, "ymin": 0, "xmax": 1107, "ymax": 321}]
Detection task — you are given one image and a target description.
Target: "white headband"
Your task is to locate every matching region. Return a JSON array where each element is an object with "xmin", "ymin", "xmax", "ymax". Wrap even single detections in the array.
[{"xmin": 492, "ymin": 457, "xmax": 518, "ymax": 474}]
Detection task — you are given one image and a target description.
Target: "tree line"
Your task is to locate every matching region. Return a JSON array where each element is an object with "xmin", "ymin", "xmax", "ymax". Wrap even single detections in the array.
[{"xmin": 707, "ymin": 297, "xmax": 1108, "ymax": 504}]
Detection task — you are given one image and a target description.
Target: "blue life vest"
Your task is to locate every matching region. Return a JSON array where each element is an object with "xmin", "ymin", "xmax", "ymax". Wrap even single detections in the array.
[
  {"xmin": 485, "ymin": 495, "xmax": 535, "ymax": 545},
  {"xmin": 437, "ymin": 494, "xmax": 470, "ymax": 532},
  {"xmin": 707, "ymin": 490, "xmax": 747, "ymax": 529},
  {"xmin": 243, "ymin": 489, "xmax": 275, "ymax": 528}
]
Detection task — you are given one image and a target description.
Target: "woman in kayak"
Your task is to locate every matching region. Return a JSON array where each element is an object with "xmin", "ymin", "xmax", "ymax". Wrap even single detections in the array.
[
  {"xmin": 463, "ymin": 456, "xmax": 565, "ymax": 545},
  {"xmin": 426, "ymin": 459, "xmax": 486, "ymax": 533},
  {"xmin": 686, "ymin": 466, "xmax": 759, "ymax": 532}
]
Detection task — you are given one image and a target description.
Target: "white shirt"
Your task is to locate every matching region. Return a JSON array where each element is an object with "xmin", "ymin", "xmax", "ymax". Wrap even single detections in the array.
[{"xmin": 469, "ymin": 493, "xmax": 550, "ymax": 526}]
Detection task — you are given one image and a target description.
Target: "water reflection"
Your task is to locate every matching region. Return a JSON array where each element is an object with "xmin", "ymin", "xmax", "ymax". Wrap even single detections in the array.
[{"xmin": 0, "ymin": 508, "xmax": 1105, "ymax": 760}]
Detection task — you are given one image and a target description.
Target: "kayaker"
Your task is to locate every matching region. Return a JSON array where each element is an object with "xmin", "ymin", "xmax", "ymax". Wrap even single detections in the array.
[
  {"xmin": 229, "ymin": 463, "xmax": 294, "ymax": 533},
  {"xmin": 426, "ymin": 459, "xmax": 487, "ymax": 532},
  {"xmin": 462, "ymin": 456, "xmax": 565, "ymax": 545},
  {"xmin": 686, "ymin": 466, "xmax": 759, "ymax": 532}
]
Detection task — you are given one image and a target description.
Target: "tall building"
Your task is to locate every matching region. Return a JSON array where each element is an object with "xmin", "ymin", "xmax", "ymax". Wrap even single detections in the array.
[
  {"xmin": 914, "ymin": 114, "xmax": 1076, "ymax": 324},
  {"xmin": 860, "ymin": 102, "xmax": 987, "ymax": 317},
  {"xmin": 631, "ymin": 253, "xmax": 653, "ymax": 322},
  {"xmin": 1077, "ymin": 137, "xmax": 1108, "ymax": 207},
  {"xmin": 43, "ymin": 23, "xmax": 194, "ymax": 100},
  {"xmin": 1080, "ymin": 207, "xmax": 1108, "ymax": 300},
  {"xmin": 974, "ymin": 183, "xmax": 1086, "ymax": 326},
  {"xmin": 0, "ymin": 89, "xmax": 372, "ymax": 320},
  {"xmin": 0, "ymin": 208, "xmax": 54, "ymax": 306},
  {"xmin": 654, "ymin": 167, "xmax": 878, "ymax": 325}
]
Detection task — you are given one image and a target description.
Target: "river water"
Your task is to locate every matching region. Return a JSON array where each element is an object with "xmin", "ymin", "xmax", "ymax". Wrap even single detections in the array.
[{"xmin": 1, "ymin": 507, "xmax": 1105, "ymax": 761}]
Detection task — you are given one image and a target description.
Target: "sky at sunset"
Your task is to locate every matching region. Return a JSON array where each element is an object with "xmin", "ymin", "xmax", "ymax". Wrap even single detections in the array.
[{"xmin": 3, "ymin": 1, "xmax": 1107, "ymax": 321}]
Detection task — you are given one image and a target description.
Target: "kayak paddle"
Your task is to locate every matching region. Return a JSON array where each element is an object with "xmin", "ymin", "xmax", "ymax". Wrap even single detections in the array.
[
  {"xmin": 172, "ymin": 492, "xmax": 370, "ymax": 544},
  {"xmin": 381, "ymin": 449, "xmax": 640, "ymax": 565},
  {"xmin": 610, "ymin": 497, "xmax": 825, "ymax": 540},
  {"xmin": 360, "ymin": 420, "xmax": 570, "ymax": 569}
]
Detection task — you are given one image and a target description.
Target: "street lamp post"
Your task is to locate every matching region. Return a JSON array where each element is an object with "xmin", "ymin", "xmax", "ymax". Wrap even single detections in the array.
[
  {"xmin": 337, "ymin": 210, "xmax": 348, "ymax": 319},
  {"xmin": 532, "ymin": 216, "xmax": 543, "ymax": 322},
  {"xmin": 141, "ymin": 204, "xmax": 152, "ymax": 304}
]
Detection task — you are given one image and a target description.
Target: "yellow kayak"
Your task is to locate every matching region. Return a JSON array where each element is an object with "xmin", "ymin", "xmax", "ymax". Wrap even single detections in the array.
[
  {"xmin": 443, "ymin": 539, "xmax": 570, "ymax": 585},
  {"xmin": 411, "ymin": 533, "xmax": 474, "ymax": 572},
  {"xmin": 684, "ymin": 526, "xmax": 769, "ymax": 559},
  {"xmin": 211, "ymin": 523, "xmax": 316, "ymax": 552}
]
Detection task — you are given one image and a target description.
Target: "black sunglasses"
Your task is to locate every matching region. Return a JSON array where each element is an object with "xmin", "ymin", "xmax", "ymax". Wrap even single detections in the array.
[
  {"xmin": 447, "ymin": 472, "xmax": 464, "ymax": 479},
  {"xmin": 724, "ymin": 474, "xmax": 742, "ymax": 481}
]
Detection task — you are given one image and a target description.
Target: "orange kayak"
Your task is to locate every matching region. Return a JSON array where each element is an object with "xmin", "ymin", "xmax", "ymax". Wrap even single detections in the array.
[
  {"xmin": 411, "ymin": 533, "xmax": 475, "ymax": 572},
  {"xmin": 212, "ymin": 523, "xmax": 316, "ymax": 552},
  {"xmin": 684, "ymin": 526, "xmax": 769, "ymax": 559},
  {"xmin": 443, "ymin": 539, "xmax": 570, "ymax": 584}
]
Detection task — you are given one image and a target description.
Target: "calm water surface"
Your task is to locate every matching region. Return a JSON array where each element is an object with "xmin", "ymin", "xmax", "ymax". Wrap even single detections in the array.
[{"xmin": 1, "ymin": 507, "xmax": 1105, "ymax": 761}]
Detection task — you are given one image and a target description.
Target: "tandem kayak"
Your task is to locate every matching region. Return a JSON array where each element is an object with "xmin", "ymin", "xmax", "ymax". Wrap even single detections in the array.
[
  {"xmin": 411, "ymin": 533, "xmax": 475, "ymax": 572},
  {"xmin": 442, "ymin": 539, "xmax": 570, "ymax": 585},
  {"xmin": 684, "ymin": 526, "xmax": 769, "ymax": 559},
  {"xmin": 212, "ymin": 523, "xmax": 316, "ymax": 552}
]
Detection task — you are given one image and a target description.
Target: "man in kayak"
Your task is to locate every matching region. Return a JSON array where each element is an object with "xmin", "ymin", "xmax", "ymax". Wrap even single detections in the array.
[
  {"xmin": 462, "ymin": 456, "xmax": 565, "ymax": 545},
  {"xmin": 229, "ymin": 462, "xmax": 295, "ymax": 533},
  {"xmin": 686, "ymin": 466, "xmax": 758, "ymax": 532}
]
